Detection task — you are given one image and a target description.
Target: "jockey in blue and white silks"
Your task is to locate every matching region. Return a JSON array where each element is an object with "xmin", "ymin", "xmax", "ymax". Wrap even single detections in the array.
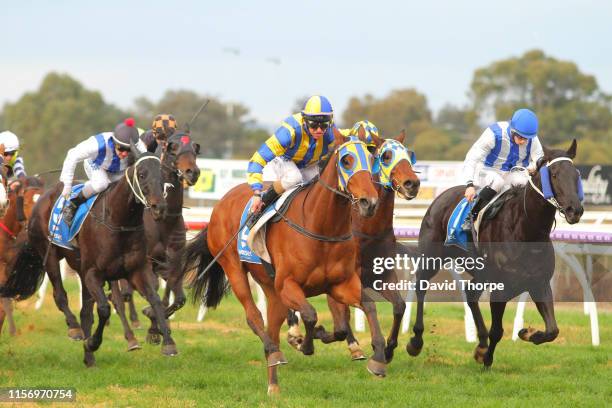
[
  {"xmin": 246, "ymin": 95, "xmax": 337, "ymax": 226},
  {"xmin": 59, "ymin": 118, "xmax": 147, "ymax": 226},
  {"xmin": 462, "ymin": 108, "xmax": 544, "ymax": 227}
]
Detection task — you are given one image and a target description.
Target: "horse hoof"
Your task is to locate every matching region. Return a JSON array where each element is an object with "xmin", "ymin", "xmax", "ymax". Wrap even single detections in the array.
[
  {"xmin": 127, "ymin": 339, "xmax": 142, "ymax": 352},
  {"xmin": 366, "ymin": 359, "xmax": 387, "ymax": 377},
  {"xmin": 348, "ymin": 342, "xmax": 367, "ymax": 361},
  {"xmin": 132, "ymin": 321, "xmax": 142, "ymax": 330},
  {"xmin": 146, "ymin": 333, "xmax": 162, "ymax": 345},
  {"xmin": 84, "ymin": 354, "xmax": 96, "ymax": 368},
  {"xmin": 162, "ymin": 344, "xmax": 178, "ymax": 356},
  {"xmin": 68, "ymin": 328, "xmax": 85, "ymax": 341},
  {"xmin": 267, "ymin": 384, "xmax": 281, "ymax": 396},
  {"xmin": 287, "ymin": 326, "xmax": 304, "ymax": 351},
  {"xmin": 405, "ymin": 341, "xmax": 422, "ymax": 357},
  {"xmin": 267, "ymin": 351, "xmax": 288, "ymax": 367},
  {"xmin": 473, "ymin": 346, "xmax": 488, "ymax": 364},
  {"xmin": 518, "ymin": 327, "xmax": 537, "ymax": 342}
]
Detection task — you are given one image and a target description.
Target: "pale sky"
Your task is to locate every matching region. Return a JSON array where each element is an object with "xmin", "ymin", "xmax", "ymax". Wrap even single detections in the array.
[{"xmin": 3, "ymin": 0, "xmax": 612, "ymax": 127}]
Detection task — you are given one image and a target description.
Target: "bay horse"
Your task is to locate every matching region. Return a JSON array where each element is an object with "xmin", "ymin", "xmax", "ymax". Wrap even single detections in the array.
[
  {"xmin": 0, "ymin": 149, "xmax": 176, "ymax": 367},
  {"xmin": 406, "ymin": 140, "xmax": 583, "ymax": 367},
  {"xmin": 140, "ymin": 131, "xmax": 200, "ymax": 344},
  {"xmin": 182, "ymin": 130, "xmax": 384, "ymax": 395},
  {"xmin": 286, "ymin": 130, "xmax": 421, "ymax": 364},
  {"xmin": 0, "ymin": 176, "xmax": 45, "ymax": 336}
]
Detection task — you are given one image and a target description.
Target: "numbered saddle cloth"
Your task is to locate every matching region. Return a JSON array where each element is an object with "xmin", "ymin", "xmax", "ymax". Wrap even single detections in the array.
[{"xmin": 48, "ymin": 184, "xmax": 98, "ymax": 249}]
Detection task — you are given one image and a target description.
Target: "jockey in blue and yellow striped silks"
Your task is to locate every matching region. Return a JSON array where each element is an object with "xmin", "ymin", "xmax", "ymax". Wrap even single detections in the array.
[{"xmin": 247, "ymin": 95, "xmax": 336, "ymax": 220}]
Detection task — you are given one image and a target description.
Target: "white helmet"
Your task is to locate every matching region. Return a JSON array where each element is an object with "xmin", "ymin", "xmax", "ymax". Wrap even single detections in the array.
[{"xmin": 0, "ymin": 131, "xmax": 20, "ymax": 152}]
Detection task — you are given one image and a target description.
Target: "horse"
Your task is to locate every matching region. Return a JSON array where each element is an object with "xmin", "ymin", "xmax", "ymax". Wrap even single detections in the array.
[
  {"xmin": 182, "ymin": 129, "xmax": 385, "ymax": 395},
  {"xmin": 286, "ymin": 130, "xmax": 421, "ymax": 364},
  {"xmin": 406, "ymin": 140, "xmax": 583, "ymax": 367},
  {"xmin": 0, "ymin": 176, "xmax": 45, "ymax": 336},
  {"xmin": 140, "ymin": 131, "xmax": 200, "ymax": 344},
  {"xmin": 0, "ymin": 148, "xmax": 176, "ymax": 367}
]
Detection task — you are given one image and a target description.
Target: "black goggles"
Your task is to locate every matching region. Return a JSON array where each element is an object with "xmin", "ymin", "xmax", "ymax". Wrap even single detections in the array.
[
  {"xmin": 116, "ymin": 144, "xmax": 131, "ymax": 153},
  {"xmin": 305, "ymin": 120, "xmax": 330, "ymax": 131},
  {"xmin": 3, "ymin": 151, "xmax": 16, "ymax": 156}
]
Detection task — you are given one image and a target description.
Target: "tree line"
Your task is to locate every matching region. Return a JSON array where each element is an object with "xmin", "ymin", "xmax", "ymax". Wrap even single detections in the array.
[{"xmin": 1, "ymin": 49, "xmax": 610, "ymax": 175}]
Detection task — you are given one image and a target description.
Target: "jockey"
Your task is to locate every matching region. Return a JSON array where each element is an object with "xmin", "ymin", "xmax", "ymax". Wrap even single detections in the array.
[
  {"xmin": 140, "ymin": 114, "xmax": 178, "ymax": 153},
  {"xmin": 246, "ymin": 95, "xmax": 337, "ymax": 225},
  {"xmin": 462, "ymin": 108, "xmax": 544, "ymax": 229},
  {"xmin": 0, "ymin": 130, "xmax": 27, "ymax": 182},
  {"xmin": 59, "ymin": 118, "xmax": 147, "ymax": 226}
]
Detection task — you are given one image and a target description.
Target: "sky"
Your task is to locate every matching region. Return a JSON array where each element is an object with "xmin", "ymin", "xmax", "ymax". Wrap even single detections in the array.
[{"xmin": 2, "ymin": 0, "xmax": 612, "ymax": 127}]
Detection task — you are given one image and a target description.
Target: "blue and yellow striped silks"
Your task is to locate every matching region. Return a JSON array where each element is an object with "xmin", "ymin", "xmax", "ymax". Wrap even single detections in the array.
[
  {"xmin": 336, "ymin": 139, "xmax": 375, "ymax": 192},
  {"xmin": 376, "ymin": 139, "xmax": 417, "ymax": 188},
  {"xmin": 247, "ymin": 113, "xmax": 336, "ymax": 191},
  {"xmin": 302, "ymin": 95, "xmax": 333, "ymax": 116}
]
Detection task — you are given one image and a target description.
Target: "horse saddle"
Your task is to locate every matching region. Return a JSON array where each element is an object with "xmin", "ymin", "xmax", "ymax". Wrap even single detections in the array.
[
  {"xmin": 237, "ymin": 183, "xmax": 308, "ymax": 266},
  {"xmin": 48, "ymin": 184, "xmax": 98, "ymax": 250},
  {"xmin": 445, "ymin": 187, "xmax": 516, "ymax": 251}
]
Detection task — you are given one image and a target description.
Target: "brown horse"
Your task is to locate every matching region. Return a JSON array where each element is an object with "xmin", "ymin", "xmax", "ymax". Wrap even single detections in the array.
[
  {"xmin": 286, "ymin": 131, "xmax": 421, "ymax": 363},
  {"xmin": 0, "ymin": 177, "xmax": 45, "ymax": 336},
  {"xmin": 183, "ymin": 129, "xmax": 386, "ymax": 394},
  {"xmin": 0, "ymin": 150, "xmax": 176, "ymax": 367}
]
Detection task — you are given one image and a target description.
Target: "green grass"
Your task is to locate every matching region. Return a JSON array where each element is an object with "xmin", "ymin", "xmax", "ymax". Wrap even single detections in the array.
[{"xmin": 1, "ymin": 277, "xmax": 610, "ymax": 407}]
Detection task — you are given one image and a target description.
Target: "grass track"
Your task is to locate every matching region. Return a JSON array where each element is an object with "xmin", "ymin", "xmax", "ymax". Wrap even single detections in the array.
[{"xmin": 0, "ymin": 277, "xmax": 610, "ymax": 407}]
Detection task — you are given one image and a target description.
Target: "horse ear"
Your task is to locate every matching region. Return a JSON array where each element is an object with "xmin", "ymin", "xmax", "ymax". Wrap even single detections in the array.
[
  {"xmin": 567, "ymin": 139, "xmax": 577, "ymax": 159},
  {"xmin": 394, "ymin": 129, "xmax": 406, "ymax": 144},
  {"xmin": 333, "ymin": 127, "xmax": 347, "ymax": 145},
  {"xmin": 193, "ymin": 143, "xmax": 201, "ymax": 155},
  {"xmin": 370, "ymin": 130, "xmax": 385, "ymax": 147}
]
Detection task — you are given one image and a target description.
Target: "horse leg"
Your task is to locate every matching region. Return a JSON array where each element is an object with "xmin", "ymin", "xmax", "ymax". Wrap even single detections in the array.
[
  {"xmin": 125, "ymin": 285, "xmax": 141, "ymax": 328},
  {"xmin": 278, "ymin": 278, "xmax": 318, "ymax": 356},
  {"xmin": 0, "ymin": 299, "xmax": 6, "ymax": 336},
  {"xmin": 130, "ymin": 268, "xmax": 177, "ymax": 356},
  {"xmin": 261, "ymin": 285, "xmax": 290, "ymax": 396},
  {"xmin": 46, "ymin": 253, "xmax": 83, "ymax": 340},
  {"xmin": 80, "ymin": 284, "xmax": 95, "ymax": 339},
  {"xmin": 406, "ymin": 266, "xmax": 438, "ymax": 357},
  {"xmin": 82, "ymin": 270, "xmax": 111, "ymax": 367},
  {"xmin": 380, "ymin": 288, "xmax": 406, "ymax": 363},
  {"xmin": 141, "ymin": 267, "xmax": 162, "ymax": 345},
  {"xmin": 313, "ymin": 296, "xmax": 350, "ymax": 344},
  {"xmin": 519, "ymin": 284, "xmax": 559, "ymax": 345},
  {"xmin": 110, "ymin": 281, "xmax": 140, "ymax": 351},
  {"xmin": 344, "ymin": 308, "xmax": 365, "ymax": 360},
  {"xmin": 465, "ymin": 285, "xmax": 489, "ymax": 363},
  {"xmin": 1, "ymin": 298, "xmax": 16, "ymax": 336},
  {"xmin": 483, "ymin": 300, "xmax": 507, "ymax": 368},
  {"xmin": 163, "ymin": 246, "xmax": 187, "ymax": 318},
  {"xmin": 285, "ymin": 309, "xmax": 304, "ymax": 351}
]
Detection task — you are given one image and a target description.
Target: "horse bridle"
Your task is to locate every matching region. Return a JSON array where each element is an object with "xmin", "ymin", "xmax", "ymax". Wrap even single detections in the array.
[
  {"xmin": 525, "ymin": 157, "xmax": 575, "ymax": 216},
  {"xmin": 125, "ymin": 155, "xmax": 162, "ymax": 208}
]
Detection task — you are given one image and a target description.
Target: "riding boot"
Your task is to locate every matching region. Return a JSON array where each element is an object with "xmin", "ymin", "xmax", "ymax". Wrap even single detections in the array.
[
  {"xmin": 246, "ymin": 186, "xmax": 280, "ymax": 229},
  {"xmin": 462, "ymin": 186, "xmax": 497, "ymax": 231},
  {"xmin": 16, "ymin": 195, "xmax": 26, "ymax": 222},
  {"xmin": 62, "ymin": 191, "xmax": 88, "ymax": 228}
]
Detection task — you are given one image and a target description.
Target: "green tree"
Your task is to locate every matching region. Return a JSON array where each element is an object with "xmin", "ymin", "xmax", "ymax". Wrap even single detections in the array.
[
  {"xmin": 470, "ymin": 49, "xmax": 612, "ymax": 147},
  {"xmin": 342, "ymin": 89, "xmax": 432, "ymax": 141},
  {"xmin": 132, "ymin": 90, "xmax": 262, "ymax": 159},
  {"xmin": 2, "ymin": 72, "xmax": 126, "ymax": 174}
]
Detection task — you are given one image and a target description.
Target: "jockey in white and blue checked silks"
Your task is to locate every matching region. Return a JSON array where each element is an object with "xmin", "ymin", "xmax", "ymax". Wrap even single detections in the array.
[
  {"xmin": 462, "ymin": 108, "xmax": 544, "ymax": 229},
  {"xmin": 59, "ymin": 118, "xmax": 147, "ymax": 226}
]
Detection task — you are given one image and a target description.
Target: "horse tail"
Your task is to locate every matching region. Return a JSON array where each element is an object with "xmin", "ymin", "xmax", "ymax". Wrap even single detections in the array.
[
  {"xmin": 0, "ymin": 241, "xmax": 45, "ymax": 300},
  {"xmin": 185, "ymin": 227, "xmax": 229, "ymax": 309}
]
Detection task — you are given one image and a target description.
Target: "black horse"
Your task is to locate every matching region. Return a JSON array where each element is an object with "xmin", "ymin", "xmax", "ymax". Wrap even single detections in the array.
[
  {"xmin": 137, "ymin": 131, "xmax": 200, "ymax": 344},
  {"xmin": 0, "ymin": 148, "xmax": 176, "ymax": 367},
  {"xmin": 406, "ymin": 140, "xmax": 583, "ymax": 367}
]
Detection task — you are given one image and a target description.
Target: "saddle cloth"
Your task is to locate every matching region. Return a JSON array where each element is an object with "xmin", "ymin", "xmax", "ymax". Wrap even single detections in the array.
[
  {"xmin": 237, "ymin": 185, "xmax": 300, "ymax": 264},
  {"xmin": 48, "ymin": 184, "xmax": 98, "ymax": 250}
]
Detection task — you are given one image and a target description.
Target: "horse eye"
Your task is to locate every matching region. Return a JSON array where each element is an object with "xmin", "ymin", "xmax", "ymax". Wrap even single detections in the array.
[
  {"xmin": 341, "ymin": 155, "xmax": 353, "ymax": 169},
  {"xmin": 382, "ymin": 151, "xmax": 392, "ymax": 164}
]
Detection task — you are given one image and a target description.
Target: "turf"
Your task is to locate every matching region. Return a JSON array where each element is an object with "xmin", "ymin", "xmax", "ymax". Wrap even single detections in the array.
[{"xmin": 0, "ymin": 277, "xmax": 610, "ymax": 407}]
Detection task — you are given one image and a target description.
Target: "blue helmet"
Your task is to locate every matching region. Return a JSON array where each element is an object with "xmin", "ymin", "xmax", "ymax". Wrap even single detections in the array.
[{"xmin": 510, "ymin": 108, "xmax": 538, "ymax": 139}]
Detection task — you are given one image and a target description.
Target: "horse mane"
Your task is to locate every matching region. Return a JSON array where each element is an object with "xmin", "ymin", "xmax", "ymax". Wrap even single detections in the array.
[{"xmin": 24, "ymin": 176, "xmax": 44, "ymax": 188}]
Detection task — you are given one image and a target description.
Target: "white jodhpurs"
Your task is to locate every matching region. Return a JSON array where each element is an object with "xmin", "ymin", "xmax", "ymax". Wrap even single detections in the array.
[
  {"xmin": 268, "ymin": 157, "xmax": 319, "ymax": 190},
  {"xmin": 82, "ymin": 160, "xmax": 123, "ymax": 197}
]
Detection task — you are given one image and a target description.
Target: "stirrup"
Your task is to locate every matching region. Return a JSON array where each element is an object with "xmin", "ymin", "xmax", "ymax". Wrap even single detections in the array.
[
  {"xmin": 62, "ymin": 203, "xmax": 78, "ymax": 226},
  {"xmin": 245, "ymin": 208, "xmax": 264, "ymax": 229},
  {"xmin": 461, "ymin": 216, "xmax": 474, "ymax": 231}
]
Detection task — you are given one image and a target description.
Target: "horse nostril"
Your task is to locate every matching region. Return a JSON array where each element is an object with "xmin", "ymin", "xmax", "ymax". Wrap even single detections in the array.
[{"xmin": 404, "ymin": 181, "xmax": 413, "ymax": 189}]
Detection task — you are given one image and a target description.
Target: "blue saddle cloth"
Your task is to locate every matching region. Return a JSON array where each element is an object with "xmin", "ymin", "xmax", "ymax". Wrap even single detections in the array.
[
  {"xmin": 48, "ymin": 185, "xmax": 98, "ymax": 249},
  {"xmin": 444, "ymin": 198, "xmax": 474, "ymax": 252},
  {"xmin": 237, "ymin": 197, "xmax": 277, "ymax": 264}
]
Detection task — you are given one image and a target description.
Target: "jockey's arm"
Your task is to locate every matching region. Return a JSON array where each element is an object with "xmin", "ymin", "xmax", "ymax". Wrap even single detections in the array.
[
  {"xmin": 461, "ymin": 128, "xmax": 495, "ymax": 187},
  {"xmin": 13, "ymin": 156, "xmax": 27, "ymax": 178},
  {"xmin": 527, "ymin": 137, "xmax": 544, "ymax": 174},
  {"xmin": 59, "ymin": 136, "xmax": 101, "ymax": 197},
  {"xmin": 135, "ymin": 138, "xmax": 148, "ymax": 154},
  {"xmin": 246, "ymin": 126, "xmax": 294, "ymax": 193}
]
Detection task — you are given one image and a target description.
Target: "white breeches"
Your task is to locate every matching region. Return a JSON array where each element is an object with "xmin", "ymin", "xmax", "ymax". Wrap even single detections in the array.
[
  {"xmin": 82, "ymin": 160, "xmax": 123, "ymax": 197},
  {"xmin": 268, "ymin": 157, "xmax": 319, "ymax": 190}
]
